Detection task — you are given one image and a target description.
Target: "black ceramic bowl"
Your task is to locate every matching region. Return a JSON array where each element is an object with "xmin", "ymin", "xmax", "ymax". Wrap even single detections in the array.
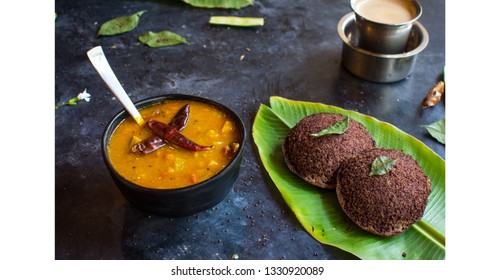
[{"xmin": 102, "ymin": 94, "xmax": 246, "ymax": 217}]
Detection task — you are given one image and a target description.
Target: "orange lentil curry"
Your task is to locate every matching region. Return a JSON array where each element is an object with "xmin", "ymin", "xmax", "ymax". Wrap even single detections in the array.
[{"xmin": 107, "ymin": 100, "xmax": 241, "ymax": 189}]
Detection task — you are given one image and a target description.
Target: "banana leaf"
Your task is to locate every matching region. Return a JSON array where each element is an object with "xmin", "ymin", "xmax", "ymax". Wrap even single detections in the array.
[{"xmin": 252, "ymin": 96, "xmax": 445, "ymax": 260}]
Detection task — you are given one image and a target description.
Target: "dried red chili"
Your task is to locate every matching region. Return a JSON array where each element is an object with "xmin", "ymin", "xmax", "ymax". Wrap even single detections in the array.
[
  {"xmin": 147, "ymin": 119, "xmax": 212, "ymax": 152},
  {"xmin": 131, "ymin": 104, "xmax": 190, "ymax": 154}
]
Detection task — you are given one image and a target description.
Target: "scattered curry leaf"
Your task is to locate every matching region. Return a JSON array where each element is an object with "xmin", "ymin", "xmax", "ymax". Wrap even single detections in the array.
[
  {"xmin": 421, "ymin": 118, "xmax": 445, "ymax": 144},
  {"xmin": 97, "ymin": 10, "xmax": 147, "ymax": 37},
  {"xmin": 138, "ymin": 31, "xmax": 189, "ymax": 48},
  {"xmin": 181, "ymin": 0, "xmax": 254, "ymax": 9},
  {"xmin": 369, "ymin": 155, "xmax": 397, "ymax": 176},
  {"xmin": 209, "ymin": 16, "xmax": 264, "ymax": 27},
  {"xmin": 310, "ymin": 116, "xmax": 349, "ymax": 137}
]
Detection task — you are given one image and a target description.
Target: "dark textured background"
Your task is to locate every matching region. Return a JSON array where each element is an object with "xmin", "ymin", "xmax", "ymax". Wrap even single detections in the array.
[{"xmin": 55, "ymin": 0, "xmax": 445, "ymax": 260}]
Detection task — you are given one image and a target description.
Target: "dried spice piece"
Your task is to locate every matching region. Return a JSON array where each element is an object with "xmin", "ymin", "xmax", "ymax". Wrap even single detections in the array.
[
  {"xmin": 97, "ymin": 10, "xmax": 147, "ymax": 37},
  {"xmin": 168, "ymin": 104, "xmax": 191, "ymax": 130},
  {"xmin": 138, "ymin": 31, "xmax": 189, "ymax": 48},
  {"xmin": 147, "ymin": 120, "xmax": 212, "ymax": 151},
  {"xmin": 421, "ymin": 118, "xmax": 445, "ymax": 144},
  {"xmin": 182, "ymin": 0, "xmax": 254, "ymax": 9},
  {"xmin": 209, "ymin": 16, "xmax": 264, "ymax": 27},
  {"xmin": 369, "ymin": 155, "xmax": 397, "ymax": 176},
  {"xmin": 310, "ymin": 116, "xmax": 349, "ymax": 137},
  {"xmin": 131, "ymin": 136, "xmax": 162, "ymax": 154},
  {"xmin": 132, "ymin": 104, "xmax": 191, "ymax": 154},
  {"xmin": 422, "ymin": 81, "xmax": 445, "ymax": 109}
]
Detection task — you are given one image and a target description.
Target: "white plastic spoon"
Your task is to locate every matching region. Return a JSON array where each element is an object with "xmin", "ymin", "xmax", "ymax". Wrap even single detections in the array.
[{"xmin": 87, "ymin": 46, "xmax": 145, "ymax": 126}]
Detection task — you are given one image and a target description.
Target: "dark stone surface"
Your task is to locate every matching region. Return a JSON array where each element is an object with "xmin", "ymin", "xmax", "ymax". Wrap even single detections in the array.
[{"xmin": 55, "ymin": 0, "xmax": 445, "ymax": 260}]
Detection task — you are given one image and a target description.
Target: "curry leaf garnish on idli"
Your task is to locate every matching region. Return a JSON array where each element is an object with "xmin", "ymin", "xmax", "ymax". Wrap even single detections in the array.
[
  {"xmin": 310, "ymin": 116, "xmax": 349, "ymax": 137},
  {"xmin": 369, "ymin": 155, "xmax": 397, "ymax": 176}
]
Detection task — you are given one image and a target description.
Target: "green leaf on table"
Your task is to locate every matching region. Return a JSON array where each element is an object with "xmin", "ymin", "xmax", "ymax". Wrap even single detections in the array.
[
  {"xmin": 310, "ymin": 116, "xmax": 349, "ymax": 137},
  {"xmin": 252, "ymin": 96, "xmax": 445, "ymax": 260},
  {"xmin": 97, "ymin": 10, "xmax": 147, "ymax": 37},
  {"xmin": 421, "ymin": 118, "xmax": 445, "ymax": 144},
  {"xmin": 138, "ymin": 31, "xmax": 189, "ymax": 48},
  {"xmin": 369, "ymin": 155, "xmax": 397, "ymax": 176},
  {"xmin": 182, "ymin": 0, "xmax": 254, "ymax": 9}
]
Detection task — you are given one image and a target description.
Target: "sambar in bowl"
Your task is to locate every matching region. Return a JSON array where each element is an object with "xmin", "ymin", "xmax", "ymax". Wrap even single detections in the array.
[{"xmin": 102, "ymin": 94, "xmax": 246, "ymax": 216}]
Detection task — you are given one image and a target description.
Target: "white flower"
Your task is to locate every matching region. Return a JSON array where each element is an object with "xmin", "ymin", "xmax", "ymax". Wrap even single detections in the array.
[
  {"xmin": 77, "ymin": 89, "xmax": 91, "ymax": 102},
  {"xmin": 55, "ymin": 88, "xmax": 92, "ymax": 109}
]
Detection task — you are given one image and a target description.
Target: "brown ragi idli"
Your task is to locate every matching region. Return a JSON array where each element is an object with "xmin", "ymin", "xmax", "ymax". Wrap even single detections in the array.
[
  {"xmin": 282, "ymin": 113, "xmax": 375, "ymax": 189},
  {"xmin": 336, "ymin": 148, "xmax": 431, "ymax": 237}
]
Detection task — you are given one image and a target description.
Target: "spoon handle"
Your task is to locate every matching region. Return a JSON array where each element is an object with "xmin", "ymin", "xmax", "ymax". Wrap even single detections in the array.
[{"xmin": 87, "ymin": 46, "xmax": 145, "ymax": 126}]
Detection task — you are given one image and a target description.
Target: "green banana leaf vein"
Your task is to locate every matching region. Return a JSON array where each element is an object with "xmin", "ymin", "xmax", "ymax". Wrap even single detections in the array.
[{"xmin": 252, "ymin": 96, "xmax": 445, "ymax": 260}]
